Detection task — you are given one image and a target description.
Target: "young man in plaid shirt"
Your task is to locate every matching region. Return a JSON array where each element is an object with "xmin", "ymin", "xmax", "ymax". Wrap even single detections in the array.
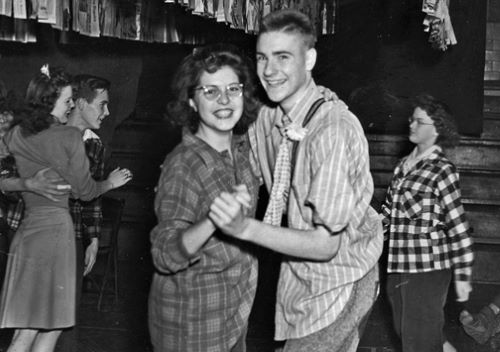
[
  {"xmin": 56, "ymin": 74, "xmax": 117, "ymax": 352},
  {"xmin": 381, "ymin": 94, "xmax": 474, "ymax": 352}
]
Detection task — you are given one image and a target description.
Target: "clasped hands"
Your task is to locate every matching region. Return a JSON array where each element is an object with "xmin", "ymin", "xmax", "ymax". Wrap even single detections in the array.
[{"xmin": 208, "ymin": 184, "xmax": 251, "ymax": 239}]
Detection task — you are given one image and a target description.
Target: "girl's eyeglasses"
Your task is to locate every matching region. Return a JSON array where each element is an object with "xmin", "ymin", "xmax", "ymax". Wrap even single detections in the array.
[
  {"xmin": 193, "ymin": 83, "xmax": 244, "ymax": 101},
  {"xmin": 408, "ymin": 117, "xmax": 434, "ymax": 126}
]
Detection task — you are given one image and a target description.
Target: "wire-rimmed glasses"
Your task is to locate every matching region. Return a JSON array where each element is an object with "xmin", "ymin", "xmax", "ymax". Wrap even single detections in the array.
[
  {"xmin": 408, "ymin": 116, "xmax": 434, "ymax": 126},
  {"xmin": 193, "ymin": 83, "xmax": 244, "ymax": 101}
]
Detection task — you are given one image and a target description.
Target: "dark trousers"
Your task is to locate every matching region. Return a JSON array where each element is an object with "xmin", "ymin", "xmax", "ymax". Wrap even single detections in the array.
[
  {"xmin": 55, "ymin": 238, "xmax": 85, "ymax": 352},
  {"xmin": 386, "ymin": 269, "xmax": 451, "ymax": 352}
]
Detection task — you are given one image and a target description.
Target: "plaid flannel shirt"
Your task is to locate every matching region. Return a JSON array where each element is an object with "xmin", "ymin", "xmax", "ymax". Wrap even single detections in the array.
[
  {"xmin": 0, "ymin": 155, "xmax": 24, "ymax": 235},
  {"xmin": 69, "ymin": 132, "xmax": 105, "ymax": 240},
  {"xmin": 149, "ymin": 130, "xmax": 259, "ymax": 352},
  {"xmin": 381, "ymin": 148, "xmax": 474, "ymax": 282}
]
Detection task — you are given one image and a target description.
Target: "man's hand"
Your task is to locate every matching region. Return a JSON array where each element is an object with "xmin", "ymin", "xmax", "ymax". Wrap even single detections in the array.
[
  {"xmin": 84, "ymin": 238, "xmax": 99, "ymax": 276},
  {"xmin": 107, "ymin": 167, "xmax": 133, "ymax": 189},
  {"xmin": 24, "ymin": 168, "xmax": 71, "ymax": 201},
  {"xmin": 455, "ymin": 280, "xmax": 472, "ymax": 302},
  {"xmin": 209, "ymin": 185, "xmax": 251, "ymax": 238}
]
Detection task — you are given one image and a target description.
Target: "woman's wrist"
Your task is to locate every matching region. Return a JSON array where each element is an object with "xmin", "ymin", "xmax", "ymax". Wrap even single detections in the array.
[
  {"xmin": 0, "ymin": 177, "xmax": 29, "ymax": 192},
  {"xmin": 106, "ymin": 179, "xmax": 114, "ymax": 191},
  {"xmin": 21, "ymin": 177, "xmax": 30, "ymax": 192}
]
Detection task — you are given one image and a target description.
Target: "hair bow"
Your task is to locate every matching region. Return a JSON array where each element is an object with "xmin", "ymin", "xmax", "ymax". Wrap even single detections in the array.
[{"xmin": 40, "ymin": 64, "xmax": 50, "ymax": 78}]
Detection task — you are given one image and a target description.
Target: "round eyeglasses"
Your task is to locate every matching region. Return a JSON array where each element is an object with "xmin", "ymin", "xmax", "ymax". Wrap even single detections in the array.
[
  {"xmin": 408, "ymin": 117, "xmax": 434, "ymax": 126},
  {"xmin": 193, "ymin": 83, "xmax": 244, "ymax": 101}
]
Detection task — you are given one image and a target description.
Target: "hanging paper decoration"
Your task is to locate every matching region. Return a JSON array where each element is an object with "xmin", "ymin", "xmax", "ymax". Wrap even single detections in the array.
[
  {"xmin": 76, "ymin": 0, "xmax": 90, "ymax": 35},
  {"xmin": 0, "ymin": 0, "xmax": 338, "ymax": 43},
  {"xmin": 90, "ymin": 0, "xmax": 100, "ymax": 37},
  {"xmin": 263, "ymin": 0, "xmax": 271, "ymax": 17},
  {"xmin": 27, "ymin": 0, "xmax": 36, "ymax": 19},
  {"xmin": 37, "ymin": 0, "xmax": 57, "ymax": 25},
  {"xmin": 0, "ymin": 0, "xmax": 13, "ymax": 17},
  {"xmin": 224, "ymin": 0, "xmax": 234, "ymax": 27},
  {"xmin": 100, "ymin": 0, "xmax": 117, "ymax": 38},
  {"xmin": 0, "ymin": 11, "xmax": 36, "ymax": 42},
  {"xmin": 422, "ymin": 0, "xmax": 457, "ymax": 51},
  {"xmin": 53, "ymin": 0, "xmax": 70, "ymax": 31},
  {"xmin": 13, "ymin": 0, "xmax": 27, "ymax": 19},
  {"xmin": 231, "ymin": 0, "xmax": 244, "ymax": 30},
  {"xmin": 214, "ymin": 0, "xmax": 224, "ymax": 22},
  {"xmin": 246, "ymin": 0, "xmax": 260, "ymax": 33},
  {"xmin": 192, "ymin": 0, "xmax": 204, "ymax": 15}
]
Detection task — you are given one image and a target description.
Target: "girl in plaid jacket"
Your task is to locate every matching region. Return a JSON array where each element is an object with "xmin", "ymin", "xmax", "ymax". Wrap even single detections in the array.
[{"xmin": 381, "ymin": 94, "xmax": 474, "ymax": 352}]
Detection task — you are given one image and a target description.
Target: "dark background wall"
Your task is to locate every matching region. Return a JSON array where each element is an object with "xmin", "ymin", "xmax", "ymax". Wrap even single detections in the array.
[
  {"xmin": 0, "ymin": 25, "xmax": 144, "ymax": 145},
  {"xmin": 313, "ymin": 0, "xmax": 487, "ymax": 136},
  {"xmin": 0, "ymin": 0, "xmax": 488, "ymax": 140}
]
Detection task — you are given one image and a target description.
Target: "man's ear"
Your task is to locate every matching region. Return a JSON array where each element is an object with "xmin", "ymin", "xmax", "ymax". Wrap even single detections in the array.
[
  {"xmin": 188, "ymin": 98, "xmax": 198, "ymax": 112},
  {"xmin": 75, "ymin": 97, "xmax": 87, "ymax": 110},
  {"xmin": 305, "ymin": 48, "xmax": 317, "ymax": 71}
]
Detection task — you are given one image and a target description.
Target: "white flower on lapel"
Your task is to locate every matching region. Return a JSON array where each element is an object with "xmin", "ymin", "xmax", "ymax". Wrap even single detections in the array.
[{"xmin": 283, "ymin": 122, "xmax": 308, "ymax": 141}]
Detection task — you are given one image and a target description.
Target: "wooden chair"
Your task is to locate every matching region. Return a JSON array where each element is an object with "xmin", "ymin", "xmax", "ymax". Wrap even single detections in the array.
[{"xmin": 96, "ymin": 196, "xmax": 125, "ymax": 311}]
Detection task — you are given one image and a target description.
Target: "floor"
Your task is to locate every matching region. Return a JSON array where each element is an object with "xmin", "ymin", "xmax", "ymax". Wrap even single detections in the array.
[{"xmin": 0, "ymin": 251, "xmax": 500, "ymax": 352}]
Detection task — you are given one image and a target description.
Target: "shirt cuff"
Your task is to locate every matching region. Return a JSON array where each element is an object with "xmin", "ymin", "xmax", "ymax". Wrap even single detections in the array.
[{"xmin": 454, "ymin": 267, "xmax": 472, "ymax": 282}]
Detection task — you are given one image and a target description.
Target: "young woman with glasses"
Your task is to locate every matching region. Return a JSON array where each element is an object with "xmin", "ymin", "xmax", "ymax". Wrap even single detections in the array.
[{"xmin": 148, "ymin": 43, "xmax": 261, "ymax": 352}]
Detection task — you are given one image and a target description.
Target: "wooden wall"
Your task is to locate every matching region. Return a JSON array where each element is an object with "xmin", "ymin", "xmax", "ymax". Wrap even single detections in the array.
[{"xmin": 485, "ymin": 0, "xmax": 500, "ymax": 81}]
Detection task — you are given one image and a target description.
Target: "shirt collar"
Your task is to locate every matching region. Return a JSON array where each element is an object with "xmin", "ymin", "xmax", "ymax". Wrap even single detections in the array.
[
  {"xmin": 82, "ymin": 129, "xmax": 100, "ymax": 141},
  {"xmin": 408, "ymin": 144, "xmax": 442, "ymax": 162},
  {"xmin": 274, "ymin": 79, "xmax": 322, "ymax": 130},
  {"xmin": 402, "ymin": 145, "xmax": 442, "ymax": 174},
  {"xmin": 182, "ymin": 128, "xmax": 246, "ymax": 166}
]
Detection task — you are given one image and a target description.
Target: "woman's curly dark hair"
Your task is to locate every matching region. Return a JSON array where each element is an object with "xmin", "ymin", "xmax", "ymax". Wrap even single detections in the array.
[
  {"xmin": 166, "ymin": 43, "xmax": 261, "ymax": 135},
  {"xmin": 0, "ymin": 80, "xmax": 18, "ymax": 115},
  {"xmin": 16, "ymin": 66, "xmax": 72, "ymax": 136},
  {"xmin": 412, "ymin": 93, "xmax": 460, "ymax": 148}
]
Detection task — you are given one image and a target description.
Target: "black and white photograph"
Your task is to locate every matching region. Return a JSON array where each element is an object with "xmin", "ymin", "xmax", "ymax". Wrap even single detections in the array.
[{"xmin": 0, "ymin": 1, "xmax": 498, "ymax": 351}]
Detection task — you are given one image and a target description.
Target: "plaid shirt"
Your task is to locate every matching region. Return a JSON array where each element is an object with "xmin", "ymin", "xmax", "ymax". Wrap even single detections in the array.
[
  {"xmin": 381, "ymin": 147, "xmax": 474, "ymax": 282},
  {"xmin": 149, "ymin": 129, "xmax": 259, "ymax": 352},
  {"xmin": 0, "ymin": 155, "xmax": 24, "ymax": 235},
  {"xmin": 68, "ymin": 131, "xmax": 104, "ymax": 240}
]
